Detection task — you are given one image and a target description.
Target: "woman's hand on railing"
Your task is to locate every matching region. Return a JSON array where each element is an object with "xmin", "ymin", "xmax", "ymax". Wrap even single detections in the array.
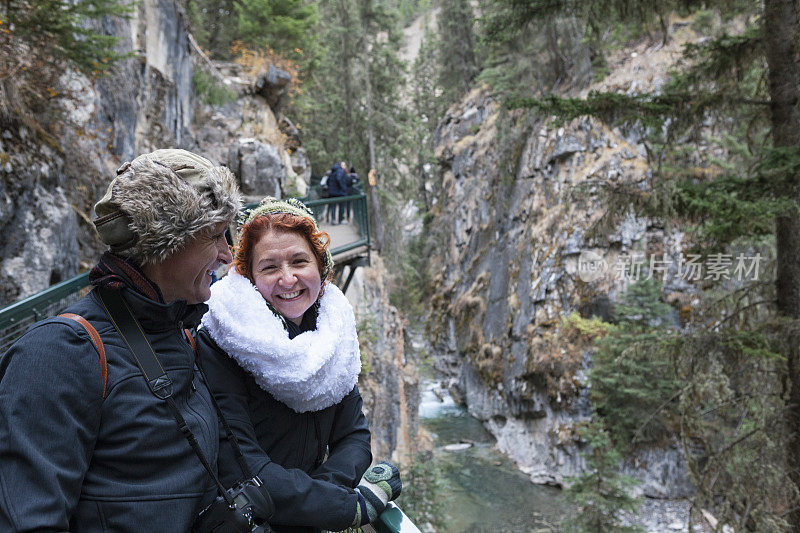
[{"xmin": 353, "ymin": 461, "xmax": 403, "ymax": 526}]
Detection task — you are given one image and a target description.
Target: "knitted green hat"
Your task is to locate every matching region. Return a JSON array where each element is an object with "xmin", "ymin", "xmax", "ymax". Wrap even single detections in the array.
[
  {"xmin": 243, "ymin": 196, "xmax": 334, "ymax": 280},
  {"xmin": 93, "ymin": 149, "xmax": 241, "ymax": 265}
]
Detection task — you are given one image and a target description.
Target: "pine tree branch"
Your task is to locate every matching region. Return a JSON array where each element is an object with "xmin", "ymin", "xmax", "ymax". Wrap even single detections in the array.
[{"xmin": 631, "ymin": 383, "xmax": 689, "ymax": 444}]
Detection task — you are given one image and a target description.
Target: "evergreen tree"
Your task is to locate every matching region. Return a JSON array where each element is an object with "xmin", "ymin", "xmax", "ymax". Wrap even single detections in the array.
[
  {"xmin": 293, "ymin": 0, "xmax": 362, "ymax": 171},
  {"xmin": 1, "ymin": 0, "xmax": 132, "ymax": 76},
  {"xmin": 591, "ymin": 280, "xmax": 680, "ymax": 447},
  {"xmin": 292, "ymin": 0, "xmax": 411, "ymax": 252},
  {"xmin": 477, "ymin": 0, "xmax": 592, "ymax": 96},
  {"xmin": 0, "ymin": 0, "xmax": 132, "ymax": 124},
  {"xmin": 563, "ymin": 419, "xmax": 643, "ymax": 533},
  {"xmin": 435, "ymin": 0, "xmax": 478, "ymax": 104},
  {"xmin": 234, "ymin": 0, "xmax": 318, "ymax": 57},
  {"xmin": 478, "ymin": 0, "xmax": 800, "ymax": 527},
  {"xmin": 183, "ymin": 0, "xmax": 238, "ymax": 59},
  {"xmin": 410, "ymin": 21, "xmax": 444, "ymax": 211},
  {"xmin": 398, "ymin": 453, "xmax": 448, "ymax": 529}
]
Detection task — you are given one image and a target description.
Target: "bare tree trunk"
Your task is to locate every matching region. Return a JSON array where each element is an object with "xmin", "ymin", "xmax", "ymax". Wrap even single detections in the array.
[
  {"xmin": 764, "ymin": 0, "xmax": 800, "ymax": 526},
  {"xmin": 545, "ymin": 20, "xmax": 563, "ymax": 87},
  {"xmin": 339, "ymin": 0, "xmax": 354, "ymax": 165},
  {"xmin": 361, "ymin": 24, "xmax": 384, "ymax": 252}
]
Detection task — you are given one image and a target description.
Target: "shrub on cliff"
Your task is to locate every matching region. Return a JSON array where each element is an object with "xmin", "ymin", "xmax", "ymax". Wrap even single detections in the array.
[
  {"xmin": 193, "ymin": 68, "xmax": 237, "ymax": 107},
  {"xmin": 398, "ymin": 453, "xmax": 447, "ymax": 531},
  {"xmin": 0, "ymin": 0, "xmax": 131, "ymax": 127}
]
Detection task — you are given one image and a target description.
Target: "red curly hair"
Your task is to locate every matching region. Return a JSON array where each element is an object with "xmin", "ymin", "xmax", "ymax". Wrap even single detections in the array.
[{"xmin": 233, "ymin": 213, "xmax": 332, "ymax": 289}]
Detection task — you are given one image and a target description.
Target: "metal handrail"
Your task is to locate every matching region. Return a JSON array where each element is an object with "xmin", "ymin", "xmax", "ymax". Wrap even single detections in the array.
[
  {"xmin": 372, "ymin": 502, "xmax": 423, "ymax": 533},
  {"xmin": 0, "ymin": 272, "xmax": 90, "ymax": 327},
  {"xmin": 0, "ymin": 273, "xmax": 92, "ymax": 353},
  {"xmin": 0, "ymin": 194, "xmax": 371, "ymax": 349}
]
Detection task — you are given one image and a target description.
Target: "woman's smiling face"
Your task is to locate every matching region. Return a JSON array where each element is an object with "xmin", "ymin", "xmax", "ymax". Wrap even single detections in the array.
[{"xmin": 251, "ymin": 229, "xmax": 322, "ymax": 325}]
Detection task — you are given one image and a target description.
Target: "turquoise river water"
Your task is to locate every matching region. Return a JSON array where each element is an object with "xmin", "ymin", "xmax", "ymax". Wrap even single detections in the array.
[{"xmin": 418, "ymin": 378, "xmax": 566, "ymax": 532}]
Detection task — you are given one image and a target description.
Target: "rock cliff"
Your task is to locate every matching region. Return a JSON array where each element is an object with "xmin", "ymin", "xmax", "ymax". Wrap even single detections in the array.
[
  {"xmin": 424, "ymin": 25, "xmax": 704, "ymax": 497},
  {"xmin": 350, "ymin": 255, "xmax": 420, "ymax": 463},
  {"xmin": 0, "ymin": 0, "xmax": 308, "ymax": 305}
]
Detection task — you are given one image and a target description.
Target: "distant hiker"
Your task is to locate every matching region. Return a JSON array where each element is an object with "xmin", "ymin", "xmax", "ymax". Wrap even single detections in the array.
[
  {"xmin": 348, "ymin": 166, "xmax": 360, "ymax": 190},
  {"xmin": 318, "ymin": 170, "xmax": 332, "ymax": 223},
  {"xmin": 327, "ymin": 161, "xmax": 349, "ymax": 224},
  {"xmin": 319, "ymin": 170, "xmax": 331, "ymax": 198},
  {"xmin": 344, "ymin": 166, "xmax": 360, "ymax": 221}
]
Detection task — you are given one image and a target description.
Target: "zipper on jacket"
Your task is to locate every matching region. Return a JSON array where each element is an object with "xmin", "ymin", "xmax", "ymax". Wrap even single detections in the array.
[
  {"xmin": 177, "ymin": 321, "xmax": 198, "ymax": 392},
  {"xmin": 298, "ymin": 413, "xmax": 309, "ymax": 467},
  {"xmin": 314, "ymin": 412, "xmax": 325, "ymax": 468}
]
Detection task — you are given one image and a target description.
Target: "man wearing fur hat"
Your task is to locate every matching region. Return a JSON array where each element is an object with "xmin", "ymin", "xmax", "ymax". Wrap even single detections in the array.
[{"xmin": 0, "ymin": 149, "xmax": 242, "ymax": 532}]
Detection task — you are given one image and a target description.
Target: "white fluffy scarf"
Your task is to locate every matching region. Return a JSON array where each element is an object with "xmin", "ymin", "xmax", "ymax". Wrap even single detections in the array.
[{"xmin": 200, "ymin": 269, "xmax": 361, "ymax": 413}]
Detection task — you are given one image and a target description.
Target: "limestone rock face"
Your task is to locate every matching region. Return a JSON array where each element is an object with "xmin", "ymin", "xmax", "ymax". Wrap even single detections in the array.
[
  {"xmin": 0, "ymin": 0, "xmax": 309, "ymax": 303},
  {"xmin": 0, "ymin": 161, "xmax": 78, "ymax": 304},
  {"xmin": 426, "ymin": 85, "xmax": 692, "ymax": 497},
  {"xmin": 0, "ymin": 0, "xmax": 196, "ymax": 304},
  {"xmin": 192, "ymin": 60, "xmax": 310, "ymax": 200},
  {"xmin": 350, "ymin": 256, "xmax": 420, "ymax": 463},
  {"xmin": 227, "ymin": 139, "xmax": 284, "ymax": 198},
  {"xmin": 255, "ymin": 64, "xmax": 293, "ymax": 113},
  {"xmin": 95, "ymin": 0, "xmax": 195, "ymax": 159},
  {"xmin": 290, "ymin": 146, "xmax": 312, "ymax": 186}
]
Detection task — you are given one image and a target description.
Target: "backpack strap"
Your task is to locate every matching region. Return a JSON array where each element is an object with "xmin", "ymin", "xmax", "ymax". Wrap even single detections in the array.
[
  {"xmin": 58, "ymin": 313, "xmax": 107, "ymax": 399},
  {"xmin": 184, "ymin": 329, "xmax": 196, "ymax": 354}
]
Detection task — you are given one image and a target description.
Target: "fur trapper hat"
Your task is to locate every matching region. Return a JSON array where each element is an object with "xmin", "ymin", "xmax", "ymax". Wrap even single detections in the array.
[{"xmin": 94, "ymin": 149, "xmax": 242, "ymax": 265}]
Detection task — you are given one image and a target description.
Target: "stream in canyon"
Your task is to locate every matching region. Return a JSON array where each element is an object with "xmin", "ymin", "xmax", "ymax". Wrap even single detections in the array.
[{"xmin": 418, "ymin": 375, "xmax": 565, "ymax": 532}]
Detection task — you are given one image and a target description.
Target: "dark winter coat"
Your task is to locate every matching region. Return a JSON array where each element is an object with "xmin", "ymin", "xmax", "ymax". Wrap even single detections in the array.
[
  {"xmin": 0, "ymin": 288, "xmax": 219, "ymax": 532},
  {"xmin": 327, "ymin": 166, "xmax": 348, "ymax": 197},
  {"xmin": 197, "ymin": 330, "xmax": 372, "ymax": 533}
]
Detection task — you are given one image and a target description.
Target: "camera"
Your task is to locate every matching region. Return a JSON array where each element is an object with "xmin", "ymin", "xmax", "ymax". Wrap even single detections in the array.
[{"xmin": 193, "ymin": 477, "xmax": 275, "ymax": 533}]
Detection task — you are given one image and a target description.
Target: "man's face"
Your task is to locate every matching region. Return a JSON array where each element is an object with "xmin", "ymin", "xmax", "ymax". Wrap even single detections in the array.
[{"xmin": 145, "ymin": 222, "xmax": 232, "ymax": 304}]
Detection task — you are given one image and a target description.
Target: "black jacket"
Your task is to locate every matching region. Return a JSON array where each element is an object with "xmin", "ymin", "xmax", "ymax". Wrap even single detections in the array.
[
  {"xmin": 0, "ymin": 288, "xmax": 219, "ymax": 532},
  {"xmin": 197, "ymin": 330, "xmax": 372, "ymax": 532},
  {"xmin": 327, "ymin": 166, "xmax": 348, "ymax": 197}
]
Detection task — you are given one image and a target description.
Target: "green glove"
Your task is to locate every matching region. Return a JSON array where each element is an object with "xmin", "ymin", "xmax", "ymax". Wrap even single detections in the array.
[{"xmin": 353, "ymin": 461, "xmax": 403, "ymax": 526}]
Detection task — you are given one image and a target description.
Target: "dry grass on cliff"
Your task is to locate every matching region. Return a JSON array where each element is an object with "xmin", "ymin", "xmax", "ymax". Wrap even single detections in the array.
[
  {"xmin": 0, "ymin": 29, "xmax": 64, "ymax": 151},
  {"xmin": 230, "ymin": 41, "xmax": 301, "ymax": 98},
  {"xmin": 528, "ymin": 312, "xmax": 612, "ymax": 403}
]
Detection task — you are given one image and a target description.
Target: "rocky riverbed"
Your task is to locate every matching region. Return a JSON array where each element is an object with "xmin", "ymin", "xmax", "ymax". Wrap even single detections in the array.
[{"xmin": 420, "ymin": 372, "xmax": 698, "ymax": 532}]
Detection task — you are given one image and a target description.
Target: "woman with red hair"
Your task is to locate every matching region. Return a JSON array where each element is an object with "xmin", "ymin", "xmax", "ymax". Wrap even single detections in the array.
[{"xmin": 197, "ymin": 197, "xmax": 401, "ymax": 532}]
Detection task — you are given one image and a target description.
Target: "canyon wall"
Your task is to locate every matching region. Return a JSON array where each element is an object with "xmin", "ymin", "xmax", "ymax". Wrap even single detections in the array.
[
  {"xmin": 424, "ymin": 26, "xmax": 705, "ymax": 496},
  {"xmin": 0, "ymin": 0, "xmax": 308, "ymax": 305}
]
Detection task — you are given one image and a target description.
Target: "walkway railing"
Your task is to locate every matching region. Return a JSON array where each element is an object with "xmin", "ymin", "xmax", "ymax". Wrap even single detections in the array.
[
  {"xmin": 370, "ymin": 503, "xmax": 423, "ymax": 533},
  {"xmin": 0, "ymin": 194, "xmax": 370, "ymax": 353},
  {"xmin": 0, "ymin": 273, "xmax": 91, "ymax": 354},
  {"xmin": 244, "ymin": 193, "xmax": 371, "ymax": 258}
]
